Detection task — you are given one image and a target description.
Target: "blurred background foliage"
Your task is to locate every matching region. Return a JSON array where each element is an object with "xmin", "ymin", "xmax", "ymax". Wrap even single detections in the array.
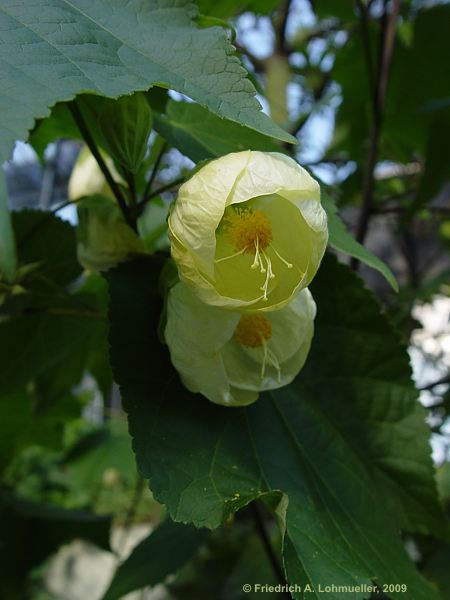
[{"xmin": 1, "ymin": 0, "xmax": 449, "ymax": 598}]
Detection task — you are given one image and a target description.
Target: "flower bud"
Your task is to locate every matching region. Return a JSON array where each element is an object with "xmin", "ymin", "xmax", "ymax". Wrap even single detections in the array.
[
  {"xmin": 68, "ymin": 147, "xmax": 122, "ymax": 201},
  {"xmin": 77, "ymin": 195, "xmax": 144, "ymax": 272},
  {"xmin": 165, "ymin": 281, "xmax": 316, "ymax": 407},
  {"xmin": 168, "ymin": 151, "xmax": 327, "ymax": 312}
]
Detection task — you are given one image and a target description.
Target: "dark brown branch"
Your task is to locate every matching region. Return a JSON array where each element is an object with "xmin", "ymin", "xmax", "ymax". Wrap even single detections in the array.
[
  {"xmin": 250, "ymin": 502, "xmax": 291, "ymax": 598},
  {"xmin": 235, "ymin": 43, "xmax": 266, "ymax": 73},
  {"xmin": 275, "ymin": 0, "xmax": 292, "ymax": 55},
  {"xmin": 352, "ymin": 0, "xmax": 401, "ymax": 262},
  {"xmin": 420, "ymin": 374, "xmax": 450, "ymax": 392},
  {"xmin": 141, "ymin": 142, "xmax": 168, "ymax": 206},
  {"xmin": 146, "ymin": 176, "xmax": 185, "ymax": 201},
  {"xmin": 68, "ymin": 102, "xmax": 137, "ymax": 231}
]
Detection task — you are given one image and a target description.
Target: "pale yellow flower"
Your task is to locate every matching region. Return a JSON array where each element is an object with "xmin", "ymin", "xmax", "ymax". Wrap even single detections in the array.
[
  {"xmin": 165, "ymin": 281, "xmax": 316, "ymax": 407},
  {"xmin": 168, "ymin": 151, "xmax": 327, "ymax": 311}
]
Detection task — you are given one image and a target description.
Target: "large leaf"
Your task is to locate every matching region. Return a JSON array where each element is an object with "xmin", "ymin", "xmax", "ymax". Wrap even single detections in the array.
[
  {"xmin": 107, "ymin": 255, "xmax": 443, "ymax": 599},
  {"xmin": 103, "ymin": 518, "xmax": 209, "ymax": 600},
  {"xmin": 322, "ymin": 195, "xmax": 398, "ymax": 291},
  {"xmin": 0, "ymin": 0, "xmax": 293, "ymax": 279},
  {"xmin": 0, "ymin": 0, "xmax": 292, "ymax": 165},
  {"xmin": 154, "ymin": 99, "xmax": 280, "ymax": 162}
]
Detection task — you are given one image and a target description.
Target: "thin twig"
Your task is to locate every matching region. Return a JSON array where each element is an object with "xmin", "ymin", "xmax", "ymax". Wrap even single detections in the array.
[
  {"xmin": 142, "ymin": 142, "xmax": 168, "ymax": 205},
  {"xmin": 250, "ymin": 502, "xmax": 291, "ymax": 597},
  {"xmin": 51, "ymin": 199, "xmax": 80, "ymax": 214},
  {"xmin": 117, "ymin": 474, "xmax": 146, "ymax": 557},
  {"xmin": 68, "ymin": 102, "xmax": 136, "ymax": 230},
  {"xmin": 352, "ymin": 0, "xmax": 401, "ymax": 263},
  {"xmin": 146, "ymin": 176, "xmax": 185, "ymax": 201},
  {"xmin": 420, "ymin": 374, "xmax": 450, "ymax": 392}
]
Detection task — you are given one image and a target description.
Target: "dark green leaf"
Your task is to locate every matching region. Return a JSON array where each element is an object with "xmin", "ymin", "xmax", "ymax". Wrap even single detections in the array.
[
  {"xmin": 0, "ymin": 0, "xmax": 292, "ymax": 167},
  {"xmin": 322, "ymin": 194, "xmax": 398, "ymax": 291},
  {"xmin": 414, "ymin": 109, "xmax": 450, "ymax": 211},
  {"xmin": 0, "ymin": 390, "xmax": 29, "ymax": 473},
  {"xmin": 107, "ymin": 255, "xmax": 443, "ymax": 599},
  {"xmin": 154, "ymin": 100, "xmax": 280, "ymax": 163},
  {"xmin": 13, "ymin": 210, "xmax": 82, "ymax": 288},
  {"xmin": 103, "ymin": 518, "xmax": 208, "ymax": 600}
]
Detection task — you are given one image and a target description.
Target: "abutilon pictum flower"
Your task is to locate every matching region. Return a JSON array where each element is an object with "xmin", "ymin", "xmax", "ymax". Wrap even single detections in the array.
[
  {"xmin": 168, "ymin": 151, "xmax": 327, "ymax": 312},
  {"xmin": 164, "ymin": 281, "xmax": 316, "ymax": 407}
]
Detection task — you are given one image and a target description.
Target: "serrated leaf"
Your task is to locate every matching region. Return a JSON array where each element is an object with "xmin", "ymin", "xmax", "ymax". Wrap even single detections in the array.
[
  {"xmin": 322, "ymin": 194, "xmax": 399, "ymax": 291},
  {"xmin": 107, "ymin": 255, "xmax": 443, "ymax": 600},
  {"xmin": 154, "ymin": 99, "xmax": 280, "ymax": 162},
  {"xmin": 0, "ymin": 0, "xmax": 293, "ymax": 167},
  {"xmin": 103, "ymin": 518, "xmax": 208, "ymax": 600}
]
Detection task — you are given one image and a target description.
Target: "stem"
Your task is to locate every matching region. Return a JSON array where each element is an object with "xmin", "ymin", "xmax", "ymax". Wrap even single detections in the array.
[
  {"xmin": 352, "ymin": 0, "xmax": 401, "ymax": 264},
  {"xmin": 420, "ymin": 374, "xmax": 450, "ymax": 391},
  {"xmin": 146, "ymin": 176, "xmax": 185, "ymax": 201},
  {"xmin": 116, "ymin": 474, "xmax": 146, "ymax": 556},
  {"xmin": 68, "ymin": 102, "xmax": 136, "ymax": 231},
  {"xmin": 250, "ymin": 502, "xmax": 290, "ymax": 597},
  {"xmin": 142, "ymin": 141, "xmax": 168, "ymax": 205}
]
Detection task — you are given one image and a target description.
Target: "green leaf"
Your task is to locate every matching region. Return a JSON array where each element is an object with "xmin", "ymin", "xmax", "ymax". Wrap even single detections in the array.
[
  {"xmin": 103, "ymin": 518, "xmax": 209, "ymax": 600},
  {"xmin": 107, "ymin": 255, "xmax": 443, "ymax": 599},
  {"xmin": 98, "ymin": 93, "xmax": 153, "ymax": 174},
  {"xmin": 0, "ymin": 177, "xmax": 17, "ymax": 281},
  {"xmin": 13, "ymin": 210, "xmax": 82, "ymax": 288},
  {"xmin": 414, "ymin": 108, "xmax": 450, "ymax": 212},
  {"xmin": 29, "ymin": 103, "xmax": 81, "ymax": 160},
  {"xmin": 0, "ymin": 312, "xmax": 103, "ymax": 395},
  {"xmin": 0, "ymin": 0, "xmax": 293, "ymax": 169},
  {"xmin": 0, "ymin": 390, "xmax": 29, "ymax": 473},
  {"xmin": 322, "ymin": 194, "xmax": 399, "ymax": 291},
  {"xmin": 154, "ymin": 100, "xmax": 280, "ymax": 163},
  {"xmin": 65, "ymin": 419, "xmax": 137, "ymax": 490}
]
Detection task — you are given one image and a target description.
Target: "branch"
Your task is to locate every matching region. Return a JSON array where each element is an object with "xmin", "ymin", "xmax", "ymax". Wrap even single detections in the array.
[
  {"xmin": 235, "ymin": 42, "xmax": 266, "ymax": 73},
  {"xmin": 250, "ymin": 502, "xmax": 291, "ymax": 598},
  {"xmin": 146, "ymin": 176, "xmax": 185, "ymax": 201},
  {"xmin": 141, "ymin": 141, "xmax": 168, "ymax": 206},
  {"xmin": 68, "ymin": 102, "xmax": 136, "ymax": 231},
  {"xmin": 352, "ymin": 0, "xmax": 401, "ymax": 261},
  {"xmin": 420, "ymin": 374, "xmax": 450, "ymax": 392},
  {"xmin": 275, "ymin": 0, "xmax": 292, "ymax": 55}
]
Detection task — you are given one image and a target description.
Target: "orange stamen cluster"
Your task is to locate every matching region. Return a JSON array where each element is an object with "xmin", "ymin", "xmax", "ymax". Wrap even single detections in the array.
[
  {"xmin": 224, "ymin": 207, "xmax": 273, "ymax": 254},
  {"xmin": 234, "ymin": 314, "xmax": 272, "ymax": 348}
]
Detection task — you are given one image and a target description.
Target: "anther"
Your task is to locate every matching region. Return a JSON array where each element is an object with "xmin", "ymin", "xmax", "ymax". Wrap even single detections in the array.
[{"xmin": 272, "ymin": 246, "xmax": 293, "ymax": 269}]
